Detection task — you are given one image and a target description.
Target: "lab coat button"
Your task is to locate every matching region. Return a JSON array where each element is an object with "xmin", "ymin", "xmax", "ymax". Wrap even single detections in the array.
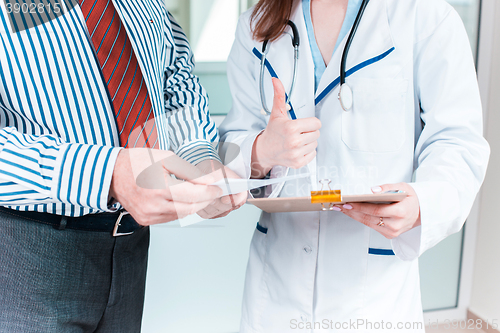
[
  {"xmin": 301, "ymin": 314, "xmax": 308, "ymax": 322},
  {"xmin": 303, "ymin": 246, "xmax": 312, "ymax": 254}
]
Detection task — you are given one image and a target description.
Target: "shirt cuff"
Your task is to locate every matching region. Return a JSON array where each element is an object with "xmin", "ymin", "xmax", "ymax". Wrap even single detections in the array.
[
  {"xmin": 51, "ymin": 143, "xmax": 122, "ymax": 212},
  {"xmin": 222, "ymin": 130, "xmax": 262, "ymax": 179},
  {"xmin": 222, "ymin": 131, "xmax": 289, "ymax": 199},
  {"xmin": 175, "ymin": 139, "xmax": 222, "ymax": 165}
]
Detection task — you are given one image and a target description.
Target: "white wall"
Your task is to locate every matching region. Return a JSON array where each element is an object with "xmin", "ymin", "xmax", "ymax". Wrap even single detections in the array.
[{"xmin": 469, "ymin": 0, "xmax": 500, "ymax": 322}]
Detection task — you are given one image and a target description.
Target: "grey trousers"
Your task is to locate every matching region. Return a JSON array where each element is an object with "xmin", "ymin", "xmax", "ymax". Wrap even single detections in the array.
[{"xmin": 0, "ymin": 209, "xmax": 150, "ymax": 332}]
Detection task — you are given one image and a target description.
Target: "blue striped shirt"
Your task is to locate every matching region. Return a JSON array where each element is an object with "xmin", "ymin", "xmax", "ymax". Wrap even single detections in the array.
[{"xmin": 0, "ymin": 1, "xmax": 220, "ymax": 217}]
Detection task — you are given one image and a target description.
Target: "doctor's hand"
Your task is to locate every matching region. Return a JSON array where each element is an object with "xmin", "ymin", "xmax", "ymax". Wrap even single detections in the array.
[
  {"xmin": 109, "ymin": 149, "xmax": 223, "ymax": 226},
  {"xmin": 251, "ymin": 78, "xmax": 321, "ymax": 178},
  {"xmin": 195, "ymin": 159, "xmax": 247, "ymax": 219},
  {"xmin": 336, "ymin": 183, "xmax": 422, "ymax": 239}
]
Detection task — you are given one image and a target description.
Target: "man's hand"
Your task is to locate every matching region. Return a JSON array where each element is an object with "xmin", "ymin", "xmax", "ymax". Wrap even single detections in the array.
[
  {"xmin": 195, "ymin": 159, "xmax": 247, "ymax": 219},
  {"xmin": 336, "ymin": 183, "xmax": 421, "ymax": 239},
  {"xmin": 109, "ymin": 149, "xmax": 223, "ymax": 226},
  {"xmin": 251, "ymin": 78, "xmax": 321, "ymax": 178}
]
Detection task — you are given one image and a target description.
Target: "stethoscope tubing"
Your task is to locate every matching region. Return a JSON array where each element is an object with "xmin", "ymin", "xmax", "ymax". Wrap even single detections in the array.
[
  {"xmin": 260, "ymin": 21, "xmax": 300, "ymax": 115},
  {"xmin": 340, "ymin": 0, "xmax": 370, "ymax": 85}
]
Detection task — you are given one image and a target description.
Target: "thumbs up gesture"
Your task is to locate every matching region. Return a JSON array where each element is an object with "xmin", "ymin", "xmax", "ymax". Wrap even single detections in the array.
[{"xmin": 251, "ymin": 78, "xmax": 322, "ymax": 178}]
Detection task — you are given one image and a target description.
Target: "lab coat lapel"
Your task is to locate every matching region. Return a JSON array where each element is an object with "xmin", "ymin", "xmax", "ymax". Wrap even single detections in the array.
[{"xmin": 315, "ymin": 0, "xmax": 395, "ymax": 100}]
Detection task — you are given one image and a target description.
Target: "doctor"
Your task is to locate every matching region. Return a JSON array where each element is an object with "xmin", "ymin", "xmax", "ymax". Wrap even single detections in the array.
[{"xmin": 220, "ymin": 0, "xmax": 490, "ymax": 332}]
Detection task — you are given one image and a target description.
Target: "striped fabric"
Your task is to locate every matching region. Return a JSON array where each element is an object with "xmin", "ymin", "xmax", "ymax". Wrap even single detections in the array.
[
  {"xmin": 0, "ymin": 1, "xmax": 220, "ymax": 217},
  {"xmin": 80, "ymin": 0, "xmax": 158, "ymax": 148}
]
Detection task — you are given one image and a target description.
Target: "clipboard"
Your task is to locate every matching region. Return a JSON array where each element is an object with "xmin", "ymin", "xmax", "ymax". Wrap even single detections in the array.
[{"xmin": 247, "ymin": 190, "xmax": 408, "ymax": 213}]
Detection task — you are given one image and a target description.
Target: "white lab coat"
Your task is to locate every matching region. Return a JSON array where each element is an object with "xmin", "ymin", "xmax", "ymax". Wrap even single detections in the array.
[{"xmin": 219, "ymin": 0, "xmax": 490, "ymax": 332}]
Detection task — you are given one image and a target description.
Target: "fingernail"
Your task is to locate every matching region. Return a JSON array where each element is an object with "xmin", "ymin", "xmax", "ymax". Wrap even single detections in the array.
[
  {"xmin": 221, "ymin": 196, "xmax": 231, "ymax": 205},
  {"xmin": 371, "ymin": 186, "xmax": 382, "ymax": 193},
  {"xmin": 343, "ymin": 204, "xmax": 353, "ymax": 210},
  {"xmin": 332, "ymin": 206, "xmax": 342, "ymax": 212}
]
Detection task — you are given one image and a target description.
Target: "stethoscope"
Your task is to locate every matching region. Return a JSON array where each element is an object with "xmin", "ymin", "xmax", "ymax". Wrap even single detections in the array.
[
  {"xmin": 259, "ymin": 0, "xmax": 370, "ymax": 114},
  {"xmin": 259, "ymin": 20, "xmax": 300, "ymax": 115}
]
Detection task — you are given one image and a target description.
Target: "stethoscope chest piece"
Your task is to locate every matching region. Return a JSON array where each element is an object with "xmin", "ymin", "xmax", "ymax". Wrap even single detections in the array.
[{"xmin": 339, "ymin": 83, "xmax": 353, "ymax": 112}]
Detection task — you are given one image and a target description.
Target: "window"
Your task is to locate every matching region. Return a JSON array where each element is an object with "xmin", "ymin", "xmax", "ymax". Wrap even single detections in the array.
[
  {"xmin": 165, "ymin": 0, "xmax": 257, "ymax": 115},
  {"xmin": 165, "ymin": 0, "xmax": 256, "ymax": 62}
]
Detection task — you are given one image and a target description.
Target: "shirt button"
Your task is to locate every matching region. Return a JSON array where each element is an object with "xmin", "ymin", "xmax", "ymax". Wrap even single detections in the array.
[{"xmin": 303, "ymin": 246, "xmax": 312, "ymax": 254}]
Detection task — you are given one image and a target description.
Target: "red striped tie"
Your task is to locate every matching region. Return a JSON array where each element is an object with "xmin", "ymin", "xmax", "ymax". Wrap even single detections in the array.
[{"xmin": 80, "ymin": 0, "xmax": 158, "ymax": 148}]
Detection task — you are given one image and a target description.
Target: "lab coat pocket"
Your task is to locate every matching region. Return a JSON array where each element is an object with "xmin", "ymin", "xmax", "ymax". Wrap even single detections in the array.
[
  {"xmin": 342, "ymin": 78, "xmax": 408, "ymax": 153},
  {"xmin": 249, "ymin": 221, "xmax": 269, "ymax": 268},
  {"xmin": 256, "ymin": 222, "xmax": 268, "ymax": 235},
  {"xmin": 368, "ymin": 228, "xmax": 395, "ymax": 256}
]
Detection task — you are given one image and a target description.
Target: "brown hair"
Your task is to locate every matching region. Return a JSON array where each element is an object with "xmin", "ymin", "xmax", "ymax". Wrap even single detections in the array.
[{"xmin": 251, "ymin": 0, "xmax": 296, "ymax": 42}]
